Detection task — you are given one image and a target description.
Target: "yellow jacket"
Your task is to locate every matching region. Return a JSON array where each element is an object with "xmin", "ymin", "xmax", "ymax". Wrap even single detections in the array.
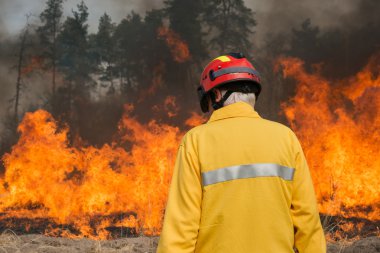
[{"xmin": 157, "ymin": 102, "xmax": 326, "ymax": 253}]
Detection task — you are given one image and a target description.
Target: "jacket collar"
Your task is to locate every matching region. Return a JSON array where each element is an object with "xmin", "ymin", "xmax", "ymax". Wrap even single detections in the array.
[{"xmin": 208, "ymin": 102, "xmax": 261, "ymax": 123}]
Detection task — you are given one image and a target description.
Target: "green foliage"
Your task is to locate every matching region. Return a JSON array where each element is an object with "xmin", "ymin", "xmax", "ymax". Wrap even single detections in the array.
[
  {"xmin": 57, "ymin": 1, "xmax": 91, "ymax": 85},
  {"xmin": 37, "ymin": 0, "xmax": 63, "ymax": 52},
  {"xmin": 201, "ymin": 0, "xmax": 256, "ymax": 53},
  {"xmin": 113, "ymin": 12, "xmax": 145, "ymax": 94},
  {"xmin": 92, "ymin": 13, "xmax": 116, "ymax": 91},
  {"xmin": 96, "ymin": 13, "xmax": 115, "ymax": 64},
  {"xmin": 54, "ymin": 0, "xmax": 94, "ymax": 132},
  {"xmin": 37, "ymin": 0, "xmax": 64, "ymax": 97}
]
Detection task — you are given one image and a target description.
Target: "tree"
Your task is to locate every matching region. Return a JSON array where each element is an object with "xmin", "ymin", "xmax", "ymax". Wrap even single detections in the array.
[
  {"xmin": 56, "ymin": 1, "xmax": 93, "ymax": 135},
  {"xmin": 94, "ymin": 13, "xmax": 116, "ymax": 94},
  {"xmin": 57, "ymin": 1, "xmax": 91, "ymax": 97},
  {"xmin": 14, "ymin": 17, "xmax": 32, "ymax": 123},
  {"xmin": 37, "ymin": 0, "xmax": 64, "ymax": 97},
  {"xmin": 113, "ymin": 12, "xmax": 145, "ymax": 95},
  {"xmin": 289, "ymin": 18, "xmax": 321, "ymax": 63},
  {"xmin": 202, "ymin": 0, "xmax": 256, "ymax": 53},
  {"xmin": 164, "ymin": 0, "xmax": 207, "ymax": 103}
]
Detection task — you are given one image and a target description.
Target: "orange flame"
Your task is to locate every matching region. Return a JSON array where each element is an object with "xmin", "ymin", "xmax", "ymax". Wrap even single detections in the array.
[
  {"xmin": 0, "ymin": 104, "xmax": 204, "ymax": 238},
  {"xmin": 147, "ymin": 61, "xmax": 165, "ymax": 96},
  {"xmin": 277, "ymin": 55, "xmax": 380, "ymax": 221},
  {"xmin": 157, "ymin": 26, "xmax": 191, "ymax": 63},
  {"xmin": 185, "ymin": 112, "xmax": 207, "ymax": 127}
]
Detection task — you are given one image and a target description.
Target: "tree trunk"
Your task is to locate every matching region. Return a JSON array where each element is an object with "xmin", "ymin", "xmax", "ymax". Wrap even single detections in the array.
[{"xmin": 14, "ymin": 26, "xmax": 28, "ymax": 123}]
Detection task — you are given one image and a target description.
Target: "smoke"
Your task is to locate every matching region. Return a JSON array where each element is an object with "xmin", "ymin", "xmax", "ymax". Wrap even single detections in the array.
[
  {"xmin": 0, "ymin": 13, "xmax": 7, "ymax": 40},
  {"xmin": 0, "ymin": 9, "xmax": 13, "ymax": 116},
  {"xmin": 247, "ymin": 0, "xmax": 380, "ymax": 45},
  {"xmin": 0, "ymin": 40, "xmax": 17, "ymax": 130},
  {"xmin": 251, "ymin": 0, "xmax": 355, "ymax": 32}
]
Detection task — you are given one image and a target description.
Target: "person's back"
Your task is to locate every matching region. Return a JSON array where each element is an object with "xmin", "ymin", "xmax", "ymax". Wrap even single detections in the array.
[{"xmin": 157, "ymin": 53, "xmax": 326, "ymax": 253}]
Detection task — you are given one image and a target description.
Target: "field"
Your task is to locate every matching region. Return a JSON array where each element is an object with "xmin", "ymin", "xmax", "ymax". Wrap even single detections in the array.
[{"xmin": 0, "ymin": 231, "xmax": 378, "ymax": 253}]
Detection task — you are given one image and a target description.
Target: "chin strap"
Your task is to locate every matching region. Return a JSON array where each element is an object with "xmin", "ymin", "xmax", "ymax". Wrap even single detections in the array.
[{"xmin": 211, "ymin": 90, "xmax": 234, "ymax": 110}]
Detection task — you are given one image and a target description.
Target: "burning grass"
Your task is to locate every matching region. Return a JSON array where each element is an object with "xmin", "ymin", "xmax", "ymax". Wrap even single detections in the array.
[
  {"xmin": 0, "ymin": 55, "xmax": 378, "ymax": 241},
  {"xmin": 277, "ymin": 55, "xmax": 380, "ymax": 222},
  {"xmin": 0, "ymin": 108, "xmax": 180, "ymax": 239},
  {"xmin": 0, "ymin": 102, "xmax": 206, "ymax": 239}
]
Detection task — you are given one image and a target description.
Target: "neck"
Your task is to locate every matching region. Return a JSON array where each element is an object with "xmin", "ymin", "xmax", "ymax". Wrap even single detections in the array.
[{"xmin": 222, "ymin": 92, "xmax": 256, "ymax": 109}]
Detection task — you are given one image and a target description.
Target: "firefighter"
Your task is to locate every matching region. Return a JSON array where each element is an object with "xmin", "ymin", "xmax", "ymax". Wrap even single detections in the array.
[{"xmin": 156, "ymin": 53, "xmax": 326, "ymax": 253}]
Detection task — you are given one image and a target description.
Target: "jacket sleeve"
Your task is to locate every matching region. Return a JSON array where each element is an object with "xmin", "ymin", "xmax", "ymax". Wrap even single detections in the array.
[
  {"xmin": 156, "ymin": 138, "xmax": 202, "ymax": 253},
  {"xmin": 291, "ymin": 135, "xmax": 326, "ymax": 253}
]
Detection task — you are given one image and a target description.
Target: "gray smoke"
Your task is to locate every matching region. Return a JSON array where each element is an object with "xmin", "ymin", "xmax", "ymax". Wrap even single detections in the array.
[{"xmin": 247, "ymin": 0, "xmax": 380, "ymax": 46}]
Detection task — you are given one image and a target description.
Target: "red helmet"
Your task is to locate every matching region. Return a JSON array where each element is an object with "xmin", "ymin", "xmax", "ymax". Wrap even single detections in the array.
[{"xmin": 197, "ymin": 53, "xmax": 261, "ymax": 112}]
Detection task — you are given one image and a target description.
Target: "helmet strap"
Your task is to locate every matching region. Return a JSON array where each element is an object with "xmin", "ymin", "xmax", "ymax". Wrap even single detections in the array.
[{"xmin": 211, "ymin": 90, "xmax": 234, "ymax": 110}]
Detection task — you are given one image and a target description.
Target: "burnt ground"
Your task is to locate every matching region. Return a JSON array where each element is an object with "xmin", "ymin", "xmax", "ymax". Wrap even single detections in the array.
[
  {"xmin": 320, "ymin": 214, "xmax": 380, "ymax": 240},
  {"xmin": 0, "ymin": 232, "xmax": 378, "ymax": 253},
  {"xmin": 328, "ymin": 237, "xmax": 380, "ymax": 253}
]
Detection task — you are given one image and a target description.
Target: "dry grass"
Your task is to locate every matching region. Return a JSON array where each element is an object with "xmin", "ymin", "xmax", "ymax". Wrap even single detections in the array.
[
  {"xmin": 0, "ymin": 230, "xmax": 378, "ymax": 253},
  {"xmin": 0, "ymin": 230, "xmax": 158, "ymax": 253}
]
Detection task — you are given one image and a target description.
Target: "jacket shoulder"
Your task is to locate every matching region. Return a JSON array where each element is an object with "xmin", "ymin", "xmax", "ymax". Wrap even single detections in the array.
[
  {"xmin": 259, "ymin": 118, "xmax": 302, "ymax": 150},
  {"xmin": 260, "ymin": 118, "xmax": 295, "ymax": 134},
  {"xmin": 180, "ymin": 124, "xmax": 208, "ymax": 144}
]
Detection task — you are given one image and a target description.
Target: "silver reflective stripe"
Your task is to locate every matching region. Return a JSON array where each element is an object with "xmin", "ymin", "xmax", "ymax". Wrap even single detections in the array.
[{"xmin": 202, "ymin": 163, "xmax": 295, "ymax": 186}]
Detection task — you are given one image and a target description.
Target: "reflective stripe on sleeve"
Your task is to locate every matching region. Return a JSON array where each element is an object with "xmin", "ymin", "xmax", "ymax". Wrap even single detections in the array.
[{"xmin": 202, "ymin": 163, "xmax": 295, "ymax": 186}]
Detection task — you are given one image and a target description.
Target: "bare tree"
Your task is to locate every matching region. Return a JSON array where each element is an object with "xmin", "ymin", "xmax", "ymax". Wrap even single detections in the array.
[{"xmin": 14, "ymin": 16, "xmax": 32, "ymax": 123}]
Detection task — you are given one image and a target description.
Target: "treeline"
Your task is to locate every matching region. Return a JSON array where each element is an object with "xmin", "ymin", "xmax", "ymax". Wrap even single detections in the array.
[
  {"xmin": 1, "ymin": 0, "xmax": 379, "ymax": 158},
  {"xmin": 6, "ymin": 0, "xmax": 256, "ymax": 144}
]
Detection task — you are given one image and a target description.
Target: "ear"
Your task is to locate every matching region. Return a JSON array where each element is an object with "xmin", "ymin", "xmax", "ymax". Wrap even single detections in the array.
[{"xmin": 212, "ymin": 89, "xmax": 222, "ymax": 102}]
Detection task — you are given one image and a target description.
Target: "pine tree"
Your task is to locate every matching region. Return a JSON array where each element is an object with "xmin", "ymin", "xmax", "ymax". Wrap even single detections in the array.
[
  {"xmin": 57, "ymin": 1, "xmax": 91, "ymax": 95},
  {"xmin": 202, "ymin": 0, "xmax": 256, "ymax": 53},
  {"xmin": 37, "ymin": 0, "xmax": 64, "ymax": 97},
  {"xmin": 113, "ymin": 12, "xmax": 145, "ymax": 95},
  {"xmin": 95, "ymin": 13, "xmax": 116, "ymax": 94},
  {"xmin": 56, "ymin": 1, "xmax": 92, "ymax": 130}
]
